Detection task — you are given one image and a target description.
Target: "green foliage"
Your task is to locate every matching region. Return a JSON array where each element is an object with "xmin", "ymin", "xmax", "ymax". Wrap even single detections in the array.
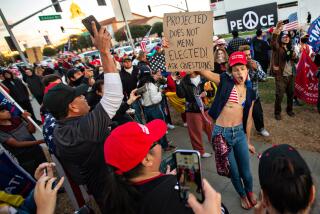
[
  {"xmin": 151, "ymin": 22, "xmax": 163, "ymax": 37},
  {"xmin": 43, "ymin": 47, "xmax": 57, "ymax": 56},
  {"xmin": 114, "ymin": 25, "xmax": 152, "ymax": 42}
]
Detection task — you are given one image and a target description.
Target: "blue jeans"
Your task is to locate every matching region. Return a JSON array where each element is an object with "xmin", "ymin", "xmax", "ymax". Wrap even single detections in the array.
[
  {"xmin": 17, "ymin": 189, "xmax": 36, "ymax": 213},
  {"xmin": 144, "ymin": 104, "xmax": 169, "ymax": 149},
  {"xmin": 212, "ymin": 124, "xmax": 253, "ymax": 197},
  {"xmin": 132, "ymin": 100, "xmax": 143, "ymax": 124}
]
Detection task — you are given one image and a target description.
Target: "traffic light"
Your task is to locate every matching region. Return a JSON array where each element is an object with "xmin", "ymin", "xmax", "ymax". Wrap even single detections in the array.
[
  {"xmin": 97, "ymin": 0, "xmax": 107, "ymax": 6},
  {"xmin": 60, "ymin": 26, "xmax": 65, "ymax": 33},
  {"xmin": 4, "ymin": 36, "xmax": 17, "ymax": 51},
  {"xmin": 51, "ymin": 0, "xmax": 62, "ymax": 12},
  {"xmin": 148, "ymin": 5, "xmax": 152, "ymax": 12}
]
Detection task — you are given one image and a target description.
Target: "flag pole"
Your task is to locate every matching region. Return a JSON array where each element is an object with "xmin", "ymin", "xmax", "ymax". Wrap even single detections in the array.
[{"xmin": 0, "ymin": 86, "xmax": 42, "ymax": 132}]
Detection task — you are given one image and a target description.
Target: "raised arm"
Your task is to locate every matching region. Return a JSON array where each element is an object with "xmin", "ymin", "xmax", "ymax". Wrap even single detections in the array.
[
  {"xmin": 91, "ymin": 22, "xmax": 123, "ymax": 119},
  {"xmin": 199, "ymin": 70, "xmax": 220, "ymax": 85}
]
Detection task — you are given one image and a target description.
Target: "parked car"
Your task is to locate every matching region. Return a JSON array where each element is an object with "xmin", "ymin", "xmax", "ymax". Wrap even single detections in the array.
[
  {"xmin": 114, "ymin": 46, "xmax": 133, "ymax": 57},
  {"xmin": 78, "ymin": 50, "xmax": 101, "ymax": 61}
]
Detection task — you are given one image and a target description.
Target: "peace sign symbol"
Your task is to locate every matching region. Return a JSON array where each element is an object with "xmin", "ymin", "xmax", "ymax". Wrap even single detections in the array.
[{"xmin": 243, "ymin": 11, "xmax": 259, "ymax": 29}]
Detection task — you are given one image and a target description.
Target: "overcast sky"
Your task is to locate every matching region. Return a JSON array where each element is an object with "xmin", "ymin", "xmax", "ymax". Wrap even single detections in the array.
[{"xmin": 0, "ymin": 0, "xmax": 210, "ymax": 52}]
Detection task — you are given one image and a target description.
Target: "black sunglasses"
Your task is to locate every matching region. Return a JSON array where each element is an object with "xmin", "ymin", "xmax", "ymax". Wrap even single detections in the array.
[{"xmin": 150, "ymin": 142, "xmax": 159, "ymax": 150}]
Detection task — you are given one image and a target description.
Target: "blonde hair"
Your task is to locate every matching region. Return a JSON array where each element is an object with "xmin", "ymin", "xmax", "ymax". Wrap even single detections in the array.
[{"xmin": 214, "ymin": 48, "xmax": 228, "ymax": 63}]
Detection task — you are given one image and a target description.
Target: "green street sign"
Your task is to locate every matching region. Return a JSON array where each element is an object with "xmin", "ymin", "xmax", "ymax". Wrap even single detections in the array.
[{"xmin": 39, "ymin": 15, "xmax": 62, "ymax": 21}]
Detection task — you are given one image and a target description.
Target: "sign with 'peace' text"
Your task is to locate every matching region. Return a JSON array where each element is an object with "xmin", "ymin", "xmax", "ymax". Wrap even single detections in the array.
[
  {"xmin": 226, "ymin": 3, "xmax": 278, "ymax": 33},
  {"xmin": 163, "ymin": 11, "xmax": 214, "ymax": 72}
]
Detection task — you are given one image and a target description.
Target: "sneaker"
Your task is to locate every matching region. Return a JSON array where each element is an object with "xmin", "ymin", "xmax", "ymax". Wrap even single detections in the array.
[
  {"xmin": 275, "ymin": 114, "xmax": 282, "ymax": 120},
  {"xmin": 183, "ymin": 123, "xmax": 188, "ymax": 127},
  {"xmin": 167, "ymin": 124, "xmax": 175, "ymax": 130},
  {"xmin": 287, "ymin": 111, "xmax": 295, "ymax": 117},
  {"xmin": 201, "ymin": 153, "xmax": 212, "ymax": 158},
  {"xmin": 293, "ymin": 99, "xmax": 303, "ymax": 106},
  {"xmin": 259, "ymin": 128, "xmax": 270, "ymax": 137}
]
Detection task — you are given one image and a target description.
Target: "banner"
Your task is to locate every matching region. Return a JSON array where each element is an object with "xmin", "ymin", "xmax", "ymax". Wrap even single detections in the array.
[
  {"xmin": 0, "ymin": 147, "xmax": 36, "ymax": 198},
  {"xmin": 163, "ymin": 11, "xmax": 214, "ymax": 72},
  {"xmin": 294, "ymin": 50, "xmax": 319, "ymax": 104},
  {"xmin": 308, "ymin": 16, "xmax": 320, "ymax": 53},
  {"xmin": 226, "ymin": 3, "xmax": 278, "ymax": 32},
  {"xmin": 0, "ymin": 90, "xmax": 21, "ymax": 117}
]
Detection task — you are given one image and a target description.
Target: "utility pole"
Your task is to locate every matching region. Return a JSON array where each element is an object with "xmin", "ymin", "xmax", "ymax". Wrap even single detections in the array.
[
  {"xmin": 0, "ymin": 9, "xmax": 28, "ymax": 65},
  {"xmin": 184, "ymin": 0, "xmax": 189, "ymax": 12},
  {"xmin": 0, "ymin": 0, "xmax": 66, "ymax": 66},
  {"xmin": 118, "ymin": 0, "xmax": 135, "ymax": 49}
]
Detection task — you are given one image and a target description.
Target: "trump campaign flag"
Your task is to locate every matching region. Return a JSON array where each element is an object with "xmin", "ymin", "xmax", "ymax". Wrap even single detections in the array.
[
  {"xmin": 294, "ymin": 50, "xmax": 319, "ymax": 104},
  {"xmin": 308, "ymin": 16, "xmax": 320, "ymax": 53},
  {"xmin": 0, "ymin": 146, "xmax": 36, "ymax": 198},
  {"xmin": 0, "ymin": 87, "xmax": 21, "ymax": 117}
]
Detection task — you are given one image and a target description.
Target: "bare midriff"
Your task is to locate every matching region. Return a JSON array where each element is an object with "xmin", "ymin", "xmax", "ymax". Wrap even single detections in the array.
[{"xmin": 215, "ymin": 102, "xmax": 243, "ymax": 127}]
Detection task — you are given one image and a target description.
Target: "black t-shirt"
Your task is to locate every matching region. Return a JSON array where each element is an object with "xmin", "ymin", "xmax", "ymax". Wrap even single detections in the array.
[
  {"xmin": 252, "ymin": 37, "xmax": 271, "ymax": 63},
  {"xmin": 134, "ymin": 175, "xmax": 193, "ymax": 214}
]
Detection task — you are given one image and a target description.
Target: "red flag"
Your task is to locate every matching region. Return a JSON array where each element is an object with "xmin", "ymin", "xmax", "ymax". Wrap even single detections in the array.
[{"xmin": 294, "ymin": 50, "xmax": 319, "ymax": 105}]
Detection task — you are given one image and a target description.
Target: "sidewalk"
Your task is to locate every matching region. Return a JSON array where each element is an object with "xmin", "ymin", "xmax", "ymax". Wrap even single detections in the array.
[{"xmin": 166, "ymin": 126, "xmax": 320, "ymax": 213}]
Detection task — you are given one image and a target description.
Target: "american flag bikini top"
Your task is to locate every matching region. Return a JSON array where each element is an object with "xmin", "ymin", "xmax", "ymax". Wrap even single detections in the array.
[{"xmin": 227, "ymin": 86, "xmax": 245, "ymax": 107}]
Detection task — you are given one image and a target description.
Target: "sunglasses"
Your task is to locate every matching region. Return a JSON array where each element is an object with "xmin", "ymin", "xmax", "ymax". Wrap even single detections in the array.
[{"xmin": 150, "ymin": 142, "xmax": 159, "ymax": 150}]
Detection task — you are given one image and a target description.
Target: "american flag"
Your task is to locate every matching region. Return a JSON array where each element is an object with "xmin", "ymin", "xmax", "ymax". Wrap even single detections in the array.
[
  {"xmin": 43, "ymin": 113, "xmax": 56, "ymax": 154},
  {"xmin": 283, "ymin": 12, "xmax": 299, "ymax": 31},
  {"xmin": 140, "ymin": 26, "xmax": 153, "ymax": 52}
]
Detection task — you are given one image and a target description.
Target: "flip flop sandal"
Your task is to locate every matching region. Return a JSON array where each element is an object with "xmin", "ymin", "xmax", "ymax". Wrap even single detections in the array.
[
  {"xmin": 240, "ymin": 196, "xmax": 253, "ymax": 210},
  {"xmin": 247, "ymin": 192, "xmax": 257, "ymax": 206}
]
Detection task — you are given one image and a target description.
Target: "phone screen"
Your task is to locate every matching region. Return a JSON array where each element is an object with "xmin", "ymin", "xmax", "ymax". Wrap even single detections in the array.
[
  {"xmin": 175, "ymin": 151, "xmax": 203, "ymax": 202},
  {"xmin": 159, "ymin": 154, "xmax": 176, "ymax": 173}
]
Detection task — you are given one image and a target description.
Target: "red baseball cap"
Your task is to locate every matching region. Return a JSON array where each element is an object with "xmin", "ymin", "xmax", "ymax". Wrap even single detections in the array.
[
  {"xmin": 229, "ymin": 51, "xmax": 247, "ymax": 67},
  {"xmin": 104, "ymin": 119, "xmax": 167, "ymax": 174}
]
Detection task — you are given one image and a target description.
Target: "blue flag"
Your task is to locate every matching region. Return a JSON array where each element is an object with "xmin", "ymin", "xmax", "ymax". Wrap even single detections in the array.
[
  {"xmin": 0, "ymin": 91, "xmax": 21, "ymax": 117},
  {"xmin": 0, "ymin": 148, "xmax": 35, "ymax": 198},
  {"xmin": 308, "ymin": 16, "xmax": 320, "ymax": 54}
]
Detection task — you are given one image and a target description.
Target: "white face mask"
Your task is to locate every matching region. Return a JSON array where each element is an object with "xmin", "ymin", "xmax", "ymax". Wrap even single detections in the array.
[{"xmin": 190, "ymin": 75, "xmax": 201, "ymax": 86}]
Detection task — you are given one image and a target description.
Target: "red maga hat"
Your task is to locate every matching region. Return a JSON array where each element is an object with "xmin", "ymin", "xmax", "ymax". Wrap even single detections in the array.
[
  {"xmin": 104, "ymin": 119, "xmax": 167, "ymax": 174},
  {"xmin": 229, "ymin": 51, "xmax": 247, "ymax": 67}
]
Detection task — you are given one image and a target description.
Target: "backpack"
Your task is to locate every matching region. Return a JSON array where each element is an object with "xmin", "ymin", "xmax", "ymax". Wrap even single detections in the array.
[{"xmin": 212, "ymin": 134, "xmax": 231, "ymax": 177}]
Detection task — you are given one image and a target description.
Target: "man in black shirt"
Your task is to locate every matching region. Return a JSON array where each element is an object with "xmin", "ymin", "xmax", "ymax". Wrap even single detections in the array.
[
  {"xmin": 252, "ymin": 29, "xmax": 271, "ymax": 73},
  {"xmin": 43, "ymin": 23, "xmax": 123, "ymax": 208}
]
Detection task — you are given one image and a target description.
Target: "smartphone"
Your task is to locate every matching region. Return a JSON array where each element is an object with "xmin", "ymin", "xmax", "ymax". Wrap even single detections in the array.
[
  {"xmin": 44, "ymin": 167, "xmax": 59, "ymax": 190},
  {"xmin": 135, "ymin": 85, "xmax": 147, "ymax": 96},
  {"xmin": 174, "ymin": 150, "xmax": 204, "ymax": 202},
  {"xmin": 82, "ymin": 15, "xmax": 101, "ymax": 37},
  {"xmin": 282, "ymin": 19, "xmax": 289, "ymax": 24},
  {"xmin": 159, "ymin": 154, "xmax": 177, "ymax": 173}
]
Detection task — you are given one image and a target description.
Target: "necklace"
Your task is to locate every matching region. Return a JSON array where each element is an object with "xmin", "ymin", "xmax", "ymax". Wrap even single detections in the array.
[{"xmin": 235, "ymin": 85, "xmax": 245, "ymax": 98}]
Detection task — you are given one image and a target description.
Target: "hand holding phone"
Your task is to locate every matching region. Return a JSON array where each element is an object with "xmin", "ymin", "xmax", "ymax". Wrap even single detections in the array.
[
  {"xmin": 82, "ymin": 15, "xmax": 101, "ymax": 37},
  {"xmin": 175, "ymin": 150, "xmax": 204, "ymax": 203},
  {"xmin": 135, "ymin": 85, "xmax": 147, "ymax": 96},
  {"xmin": 188, "ymin": 179, "xmax": 222, "ymax": 214},
  {"xmin": 282, "ymin": 19, "xmax": 290, "ymax": 25}
]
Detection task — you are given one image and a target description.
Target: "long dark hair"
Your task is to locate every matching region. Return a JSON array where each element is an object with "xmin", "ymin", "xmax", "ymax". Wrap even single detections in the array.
[
  {"xmin": 137, "ymin": 75, "xmax": 154, "ymax": 88},
  {"xmin": 102, "ymin": 149, "xmax": 155, "ymax": 214}
]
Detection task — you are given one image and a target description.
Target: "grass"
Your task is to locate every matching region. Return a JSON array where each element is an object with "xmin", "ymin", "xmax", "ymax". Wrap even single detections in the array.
[{"xmin": 259, "ymin": 78, "xmax": 276, "ymax": 104}]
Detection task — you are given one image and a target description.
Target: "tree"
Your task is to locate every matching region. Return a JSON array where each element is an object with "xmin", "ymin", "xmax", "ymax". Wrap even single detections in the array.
[
  {"xmin": 151, "ymin": 22, "xmax": 163, "ymax": 37},
  {"xmin": 43, "ymin": 47, "xmax": 57, "ymax": 56},
  {"xmin": 77, "ymin": 34, "xmax": 93, "ymax": 49},
  {"xmin": 114, "ymin": 24, "xmax": 151, "ymax": 42}
]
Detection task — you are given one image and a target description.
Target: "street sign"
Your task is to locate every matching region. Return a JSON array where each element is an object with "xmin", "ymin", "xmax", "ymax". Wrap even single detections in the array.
[{"xmin": 39, "ymin": 15, "xmax": 62, "ymax": 21}]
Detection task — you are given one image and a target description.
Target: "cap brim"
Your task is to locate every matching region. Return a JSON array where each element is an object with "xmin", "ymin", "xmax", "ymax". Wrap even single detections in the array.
[
  {"xmin": 74, "ymin": 84, "xmax": 89, "ymax": 97},
  {"xmin": 230, "ymin": 61, "xmax": 247, "ymax": 67},
  {"xmin": 145, "ymin": 119, "xmax": 167, "ymax": 144}
]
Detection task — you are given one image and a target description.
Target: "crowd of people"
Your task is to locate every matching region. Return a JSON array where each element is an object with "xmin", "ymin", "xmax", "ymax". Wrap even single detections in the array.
[{"xmin": 0, "ymin": 19, "xmax": 319, "ymax": 214}]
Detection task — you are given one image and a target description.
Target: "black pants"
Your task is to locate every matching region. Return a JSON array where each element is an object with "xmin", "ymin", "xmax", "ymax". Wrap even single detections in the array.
[
  {"xmin": 274, "ymin": 75, "xmax": 294, "ymax": 115},
  {"xmin": 253, "ymin": 97, "xmax": 264, "ymax": 131},
  {"xmin": 18, "ymin": 100, "xmax": 38, "ymax": 121}
]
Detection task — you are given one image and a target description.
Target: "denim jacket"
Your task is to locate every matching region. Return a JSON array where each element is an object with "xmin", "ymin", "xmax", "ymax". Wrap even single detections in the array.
[{"xmin": 208, "ymin": 72, "xmax": 256, "ymax": 132}]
